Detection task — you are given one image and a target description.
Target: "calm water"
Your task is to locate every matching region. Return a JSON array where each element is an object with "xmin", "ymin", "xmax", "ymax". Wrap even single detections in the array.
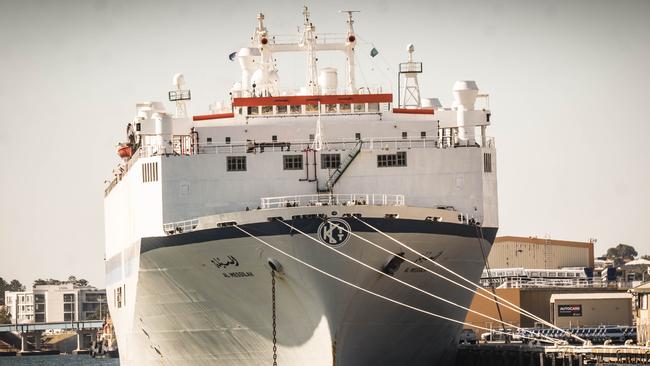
[{"xmin": 0, "ymin": 355, "xmax": 118, "ymax": 366}]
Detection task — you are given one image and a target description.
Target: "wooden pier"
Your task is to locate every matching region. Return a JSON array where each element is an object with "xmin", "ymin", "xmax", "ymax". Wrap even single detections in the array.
[{"xmin": 457, "ymin": 343, "xmax": 650, "ymax": 365}]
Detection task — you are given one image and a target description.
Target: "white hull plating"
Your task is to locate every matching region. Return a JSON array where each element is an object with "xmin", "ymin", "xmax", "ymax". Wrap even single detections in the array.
[{"xmin": 107, "ymin": 210, "xmax": 496, "ymax": 366}]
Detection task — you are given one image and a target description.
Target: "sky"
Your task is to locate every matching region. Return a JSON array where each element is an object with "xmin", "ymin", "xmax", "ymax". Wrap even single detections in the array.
[{"xmin": 0, "ymin": 0, "xmax": 649, "ymax": 288}]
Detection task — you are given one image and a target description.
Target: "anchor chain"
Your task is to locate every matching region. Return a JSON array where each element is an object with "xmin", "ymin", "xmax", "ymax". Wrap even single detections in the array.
[{"xmin": 271, "ymin": 269, "xmax": 278, "ymax": 366}]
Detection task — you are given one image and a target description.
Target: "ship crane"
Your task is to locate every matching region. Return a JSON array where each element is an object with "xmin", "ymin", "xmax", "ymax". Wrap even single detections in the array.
[{"xmin": 237, "ymin": 6, "xmax": 359, "ymax": 96}]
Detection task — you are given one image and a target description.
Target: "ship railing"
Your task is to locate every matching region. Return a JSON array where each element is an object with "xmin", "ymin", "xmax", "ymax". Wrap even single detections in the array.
[
  {"xmin": 195, "ymin": 137, "xmax": 440, "ymax": 155},
  {"xmin": 260, "ymin": 193, "xmax": 405, "ymax": 209},
  {"xmin": 486, "ymin": 277, "xmax": 609, "ymax": 289},
  {"xmin": 163, "ymin": 218, "xmax": 199, "ymax": 234}
]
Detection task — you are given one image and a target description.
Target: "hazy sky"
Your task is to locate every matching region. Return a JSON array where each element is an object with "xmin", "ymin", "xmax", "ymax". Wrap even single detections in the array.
[{"xmin": 1, "ymin": 0, "xmax": 649, "ymax": 288}]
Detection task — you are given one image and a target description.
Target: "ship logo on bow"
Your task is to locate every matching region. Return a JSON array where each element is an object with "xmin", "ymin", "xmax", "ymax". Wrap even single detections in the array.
[{"xmin": 318, "ymin": 218, "xmax": 351, "ymax": 247}]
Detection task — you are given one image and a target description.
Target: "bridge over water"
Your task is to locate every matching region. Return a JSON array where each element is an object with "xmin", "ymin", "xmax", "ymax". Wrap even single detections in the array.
[{"xmin": 0, "ymin": 320, "xmax": 104, "ymax": 354}]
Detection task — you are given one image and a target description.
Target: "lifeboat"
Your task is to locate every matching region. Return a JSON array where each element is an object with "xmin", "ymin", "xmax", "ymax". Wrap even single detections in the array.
[{"xmin": 116, "ymin": 144, "xmax": 132, "ymax": 159}]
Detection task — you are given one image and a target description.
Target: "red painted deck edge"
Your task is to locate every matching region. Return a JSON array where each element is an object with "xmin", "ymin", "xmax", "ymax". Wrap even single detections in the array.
[
  {"xmin": 392, "ymin": 108, "xmax": 434, "ymax": 115},
  {"xmin": 192, "ymin": 112, "xmax": 235, "ymax": 121},
  {"xmin": 232, "ymin": 93, "xmax": 393, "ymax": 107}
]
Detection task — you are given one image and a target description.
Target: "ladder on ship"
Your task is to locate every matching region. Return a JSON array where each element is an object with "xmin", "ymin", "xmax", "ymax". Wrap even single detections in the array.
[{"xmin": 317, "ymin": 140, "xmax": 363, "ymax": 193}]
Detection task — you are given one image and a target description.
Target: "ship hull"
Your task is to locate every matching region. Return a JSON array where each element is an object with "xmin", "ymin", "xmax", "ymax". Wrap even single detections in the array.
[{"xmin": 109, "ymin": 216, "xmax": 496, "ymax": 366}]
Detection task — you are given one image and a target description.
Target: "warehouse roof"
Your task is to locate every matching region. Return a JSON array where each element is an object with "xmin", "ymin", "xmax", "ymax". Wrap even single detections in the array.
[
  {"xmin": 630, "ymin": 282, "xmax": 650, "ymax": 293},
  {"xmin": 550, "ymin": 293, "xmax": 632, "ymax": 302},
  {"xmin": 495, "ymin": 236, "xmax": 592, "ymax": 249}
]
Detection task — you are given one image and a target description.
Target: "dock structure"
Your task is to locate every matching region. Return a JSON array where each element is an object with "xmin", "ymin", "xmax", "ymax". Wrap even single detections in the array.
[
  {"xmin": 457, "ymin": 343, "xmax": 650, "ymax": 365},
  {"xmin": 0, "ymin": 320, "xmax": 102, "ymax": 355}
]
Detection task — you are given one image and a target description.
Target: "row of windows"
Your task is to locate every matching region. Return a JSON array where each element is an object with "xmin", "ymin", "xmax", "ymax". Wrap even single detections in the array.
[
  {"xmin": 205, "ymin": 132, "xmax": 429, "ymax": 144},
  {"xmin": 245, "ymin": 102, "xmax": 383, "ymax": 116},
  {"xmin": 377, "ymin": 152, "xmax": 407, "ymax": 167},
  {"xmin": 226, "ymin": 152, "xmax": 408, "ymax": 172},
  {"xmin": 115, "ymin": 285, "xmax": 125, "ymax": 309}
]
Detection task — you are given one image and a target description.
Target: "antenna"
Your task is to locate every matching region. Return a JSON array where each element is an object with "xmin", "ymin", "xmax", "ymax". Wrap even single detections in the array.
[
  {"xmin": 339, "ymin": 10, "xmax": 360, "ymax": 25},
  {"xmin": 169, "ymin": 73, "xmax": 191, "ymax": 118}
]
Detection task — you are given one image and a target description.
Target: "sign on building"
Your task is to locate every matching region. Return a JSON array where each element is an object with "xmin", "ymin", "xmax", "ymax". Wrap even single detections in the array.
[{"xmin": 558, "ymin": 304, "xmax": 582, "ymax": 317}]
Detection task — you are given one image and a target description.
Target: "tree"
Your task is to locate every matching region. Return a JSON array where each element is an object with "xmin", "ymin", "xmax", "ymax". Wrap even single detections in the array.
[
  {"xmin": 8, "ymin": 280, "xmax": 25, "ymax": 292},
  {"xmin": 0, "ymin": 278, "xmax": 25, "ymax": 305},
  {"xmin": 0, "ymin": 306, "xmax": 11, "ymax": 324},
  {"xmin": 604, "ymin": 244, "xmax": 638, "ymax": 267},
  {"xmin": 76, "ymin": 279, "xmax": 89, "ymax": 287},
  {"xmin": 32, "ymin": 276, "xmax": 90, "ymax": 288}
]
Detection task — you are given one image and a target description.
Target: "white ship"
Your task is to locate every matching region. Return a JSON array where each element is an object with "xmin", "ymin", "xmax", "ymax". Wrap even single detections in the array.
[{"xmin": 104, "ymin": 7, "xmax": 498, "ymax": 365}]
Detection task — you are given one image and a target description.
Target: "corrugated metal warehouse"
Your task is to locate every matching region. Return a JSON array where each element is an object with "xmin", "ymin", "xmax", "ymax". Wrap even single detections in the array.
[
  {"xmin": 488, "ymin": 236, "xmax": 594, "ymax": 269},
  {"xmin": 464, "ymin": 287, "xmax": 626, "ymax": 333},
  {"xmin": 550, "ymin": 293, "xmax": 633, "ymax": 328}
]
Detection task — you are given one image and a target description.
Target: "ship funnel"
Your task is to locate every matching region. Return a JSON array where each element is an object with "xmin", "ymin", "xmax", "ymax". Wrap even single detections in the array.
[{"xmin": 452, "ymin": 80, "xmax": 479, "ymax": 110}]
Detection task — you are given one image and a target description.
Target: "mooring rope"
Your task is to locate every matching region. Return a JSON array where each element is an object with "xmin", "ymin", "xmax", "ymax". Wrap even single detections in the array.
[
  {"xmin": 323, "ymin": 220, "xmax": 560, "ymax": 344},
  {"xmin": 274, "ymin": 220, "xmax": 556, "ymax": 343},
  {"xmin": 233, "ymin": 224, "xmax": 560, "ymax": 345},
  {"xmin": 352, "ymin": 216, "xmax": 587, "ymax": 344}
]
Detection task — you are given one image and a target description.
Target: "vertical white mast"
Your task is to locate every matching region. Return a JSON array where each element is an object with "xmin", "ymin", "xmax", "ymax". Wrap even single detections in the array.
[
  {"xmin": 340, "ymin": 10, "xmax": 359, "ymax": 94},
  {"xmin": 400, "ymin": 44, "xmax": 422, "ymax": 108},
  {"xmin": 170, "ymin": 73, "xmax": 190, "ymax": 118},
  {"xmin": 302, "ymin": 6, "xmax": 319, "ymax": 94}
]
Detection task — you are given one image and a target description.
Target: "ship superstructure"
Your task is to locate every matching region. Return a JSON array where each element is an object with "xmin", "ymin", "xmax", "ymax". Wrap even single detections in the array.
[{"xmin": 104, "ymin": 7, "xmax": 498, "ymax": 365}]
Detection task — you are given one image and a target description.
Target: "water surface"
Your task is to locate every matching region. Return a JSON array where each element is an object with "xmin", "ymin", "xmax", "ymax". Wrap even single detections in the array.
[{"xmin": 0, "ymin": 355, "xmax": 118, "ymax": 365}]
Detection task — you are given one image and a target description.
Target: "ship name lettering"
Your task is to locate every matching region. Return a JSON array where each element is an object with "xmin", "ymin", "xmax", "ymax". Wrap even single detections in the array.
[
  {"xmin": 223, "ymin": 271, "xmax": 255, "ymax": 278},
  {"xmin": 211, "ymin": 255, "xmax": 239, "ymax": 269}
]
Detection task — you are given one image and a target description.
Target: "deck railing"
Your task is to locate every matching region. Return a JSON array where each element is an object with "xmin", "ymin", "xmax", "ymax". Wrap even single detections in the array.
[
  {"xmin": 260, "ymin": 193, "xmax": 405, "ymax": 209},
  {"xmin": 163, "ymin": 218, "xmax": 199, "ymax": 234},
  {"xmin": 196, "ymin": 137, "xmax": 442, "ymax": 155}
]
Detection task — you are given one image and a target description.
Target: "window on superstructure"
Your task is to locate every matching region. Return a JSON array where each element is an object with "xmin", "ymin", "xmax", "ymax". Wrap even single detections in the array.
[
  {"xmin": 321, "ymin": 154, "xmax": 341, "ymax": 169},
  {"xmin": 225, "ymin": 137, "xmax": 231, "ymax": 144},
  {"xmin": 116, "ymin": 287, "xmax": 122, "ymax": 309},
  {"xmin": 262, "ymin": 105, "xmax": 273, "ymax": 115},
  {"xmin": 290, "ymin": 105, "xmax": 302, "ymax": 114},
  {"xmin": 306, "ymin": 104, "xmax": 318, "ymax": 113},
  {"xmin": 283, "ymin": 155, "xmax": 303, "ymax": 170},
  {"xmin": 248, "ymin": 106, "xmax": 259, "ymax": 115},
  {"xmin": 63, "ymin": 293, "xmax": 75, "ymax": 321},
  {"xmin": 276, "ymin": 105, "xmax": 288, "ymax": 114},
  {"xmin": 377, "ymin": 152, "xmax": 407, "ymax": 167},
  {"xmin": 272, "ymin": 135, "xmax": 278, "ymax": 142},
  {"xmin": 227, "ymin": 156, "xmax": 247, "ymax": 172},
  {"xmin": 355, "ymin": 133, "xmax": 361, "ymax": 140},
  {"xmin": 368, "ymin": 103, "xmax": 379, "ymax": 112},
  {"xmin": 325, "ymin": 104, "xmax": 337, "ymax": 113},
  {"xmin": 483, "ymin": 153, "xmax": 492, "ymax": 173},
  {"xmin": 354, "ymin": 103, "xmax": 365, "ymax": 113},
  {"xmin": 402, "ymin": 132, "xmax": 408, "ymax": 139},
  {"xmin": 206, "ymin": 137, "xmax": 212, "ymax": 143},
  {"xmin": 340, "ymin": 103, "xmax": 351, "ymax": 113},
  {"xmin": 309, "ymin": 134, "xmax": 315, "ymax": 141},
  {"xmin": 421, "ymin": 131, "xmax": 426, "ymax": 139}
]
